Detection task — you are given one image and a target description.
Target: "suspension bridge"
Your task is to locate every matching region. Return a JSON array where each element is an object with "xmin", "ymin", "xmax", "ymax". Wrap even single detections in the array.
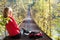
[
  {"xmin": 2, "ymin": 1, "xmax": 52, "ymax": 40},
  {"xmin": 3, "ymin": 10, "xmax": 52, "ymax": 40},
  {"xmin": 0, "ymin": 0, "xmax": 54, "ymax": 40}
]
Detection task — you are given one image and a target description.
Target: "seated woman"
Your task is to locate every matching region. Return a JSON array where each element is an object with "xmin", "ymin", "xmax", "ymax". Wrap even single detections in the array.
[
  {"xmin": 22, "ymin": 28, "xmax": 43, "ymax": 39},
  {"xmin": 3, "ymin": 7, "xmax": 21, "ymax": 40}
]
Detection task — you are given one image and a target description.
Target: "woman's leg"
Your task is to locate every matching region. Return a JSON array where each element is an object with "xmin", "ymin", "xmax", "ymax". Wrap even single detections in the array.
[{"xmin": 10, "ymin": 33, "xmax": 21, "ymax": 39}]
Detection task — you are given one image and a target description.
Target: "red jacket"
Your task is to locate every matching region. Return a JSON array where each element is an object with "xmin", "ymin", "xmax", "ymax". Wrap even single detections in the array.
[{"xmin": 6, "ymin": 16, "xmax": 20, "ymax": 36}]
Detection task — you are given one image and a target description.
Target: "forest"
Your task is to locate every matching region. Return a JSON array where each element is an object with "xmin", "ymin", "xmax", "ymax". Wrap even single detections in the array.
[{"xmin": 0, "ymin": 0, "xmax": 60, "ymax": 40}]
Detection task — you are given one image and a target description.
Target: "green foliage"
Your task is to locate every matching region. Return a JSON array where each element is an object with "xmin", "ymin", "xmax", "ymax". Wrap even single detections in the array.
[
  {"xmin": 0, "ymin": 0, "xmax": 60, "ymax": 40},
  {"xmin": 32, "ymin": 0, "xmax": 60, "ymax": 40},
  {"xmin": 0, "ymin": 14, "xmax": 10, "ymax": 35}
]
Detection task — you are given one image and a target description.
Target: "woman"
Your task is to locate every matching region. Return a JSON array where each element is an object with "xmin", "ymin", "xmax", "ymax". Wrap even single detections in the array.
[{"xmin": 3, "ymin": 7, "xmax": 21, "ymax": 40}]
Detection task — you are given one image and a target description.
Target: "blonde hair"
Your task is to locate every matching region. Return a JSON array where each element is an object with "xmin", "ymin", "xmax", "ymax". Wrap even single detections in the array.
[
  {"xmin": 8, "ymin": 7, "xmax": 13, "ymax": 12},
  {"xmin": 3, "ymin": 7, "xmax": 13, "ymax": 18}
]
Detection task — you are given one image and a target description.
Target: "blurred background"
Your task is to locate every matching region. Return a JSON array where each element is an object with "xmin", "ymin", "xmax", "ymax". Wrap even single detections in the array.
[{"xmin": 0, "ymin": 0, "xmax": 60, "ymax": 40}]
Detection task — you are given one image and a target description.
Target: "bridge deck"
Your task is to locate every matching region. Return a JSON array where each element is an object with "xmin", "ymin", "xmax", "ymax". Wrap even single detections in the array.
[{"xmin": 19, "ymin": 19, "xmax": 52, "ymax": 40}]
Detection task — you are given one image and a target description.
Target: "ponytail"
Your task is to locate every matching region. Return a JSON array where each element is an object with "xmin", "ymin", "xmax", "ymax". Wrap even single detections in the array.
[{"xmin": 3, "ymin": 7, "xmax": 9, "ymax": 18}]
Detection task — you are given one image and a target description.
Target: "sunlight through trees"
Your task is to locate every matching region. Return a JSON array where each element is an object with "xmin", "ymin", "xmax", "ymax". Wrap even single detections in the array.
[{"xmin": 0, "ymin": 0, "xmax": 60, "ymax": 40}]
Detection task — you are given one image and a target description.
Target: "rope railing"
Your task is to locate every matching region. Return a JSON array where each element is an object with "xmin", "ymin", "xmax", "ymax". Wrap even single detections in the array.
[{"xmin": 49, "ymin": 0, "xmax": 52, "ymax": 37}]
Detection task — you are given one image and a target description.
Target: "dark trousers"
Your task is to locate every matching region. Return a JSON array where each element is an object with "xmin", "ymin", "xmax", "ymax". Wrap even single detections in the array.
[
  {"xmin": 3, "ymin": 33, "xmax": 21, "ymax": 40},
  {"xmin": 10, "ymin": 33, "xmax": 21, "ymax": 39}
]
